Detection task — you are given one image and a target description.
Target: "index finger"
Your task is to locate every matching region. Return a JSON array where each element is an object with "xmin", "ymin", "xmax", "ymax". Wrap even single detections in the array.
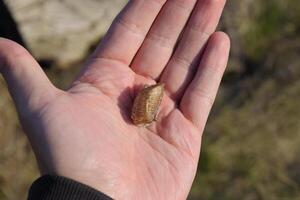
[{"xmin": 91, "ymin": 0, "xmax": 167, "ymax": 66}]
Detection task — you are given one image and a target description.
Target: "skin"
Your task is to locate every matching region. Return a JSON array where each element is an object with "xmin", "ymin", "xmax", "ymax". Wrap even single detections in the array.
[{"xmin": 0, "ymin": 0, "xmax": 230, "ymax": 199}]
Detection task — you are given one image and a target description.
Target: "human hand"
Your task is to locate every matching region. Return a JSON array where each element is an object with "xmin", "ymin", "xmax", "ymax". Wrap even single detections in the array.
[{"xmin": 0, "ymin": 0, "xmax": 230, "ymax": 199}]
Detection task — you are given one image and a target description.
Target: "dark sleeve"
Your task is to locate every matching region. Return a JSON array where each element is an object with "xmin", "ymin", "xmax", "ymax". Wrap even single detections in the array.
[{"xmin": 28, "ymin": 175, "xmax": 113, "ymax": 200}]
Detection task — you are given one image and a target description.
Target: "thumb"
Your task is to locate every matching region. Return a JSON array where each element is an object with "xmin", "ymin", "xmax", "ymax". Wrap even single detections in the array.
[{"xmin": 0, "ymin": 38, "xmax": 57, "ymax": 115}]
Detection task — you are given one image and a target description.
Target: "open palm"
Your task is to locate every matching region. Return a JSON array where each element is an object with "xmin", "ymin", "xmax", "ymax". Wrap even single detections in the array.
[{"xmin": 0, "ymin": 0, "xmax": 230, "ymax": 199}]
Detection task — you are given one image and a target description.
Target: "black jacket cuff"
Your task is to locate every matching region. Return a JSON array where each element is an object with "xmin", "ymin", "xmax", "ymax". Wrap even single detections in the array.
[{"xmin": 28, "ymin": 175, "xmax": 113, "ymax": 200}]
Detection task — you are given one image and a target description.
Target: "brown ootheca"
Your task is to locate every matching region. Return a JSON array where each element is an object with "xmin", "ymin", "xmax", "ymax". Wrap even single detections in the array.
[{"xmin": 131, "ymin": 83, "xmax": 164, "ymax": 126}]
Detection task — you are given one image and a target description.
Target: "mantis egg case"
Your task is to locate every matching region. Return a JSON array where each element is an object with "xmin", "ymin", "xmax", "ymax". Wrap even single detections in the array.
[{"xmin": 131, "ymin": 83, "xmax": 164, "ymax": 126}]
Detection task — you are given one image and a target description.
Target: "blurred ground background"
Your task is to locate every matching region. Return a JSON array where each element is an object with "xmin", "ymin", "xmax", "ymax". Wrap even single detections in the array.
[{"xmin": 0, "ymin": 0, "xmax": 300, "ymax": 199}]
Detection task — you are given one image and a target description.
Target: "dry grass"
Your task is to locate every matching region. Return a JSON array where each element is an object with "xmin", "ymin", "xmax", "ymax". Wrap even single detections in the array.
[{"xmin": 0, "ymin": 77, "xmax": 38, "ymax": 200}]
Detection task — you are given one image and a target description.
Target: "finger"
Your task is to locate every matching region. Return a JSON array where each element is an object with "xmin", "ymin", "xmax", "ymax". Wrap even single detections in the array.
[
  {"xmin": 180, "ymin": 32, "xmax": 230, "ymax": 130},
  {"xmin": 0, "ymin": 38, "xmax": 57, "ymax": 115},
  {"xmin": 131, "ymin": 0, "xmax": 197, "ymax": 79},
  {"xmin": 161, "ymin": 0, "xmax": 226, "ymax": 101},
  {"xmin": 91, "ymin": 0, "xmax": 167, "ymax": 66}
]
